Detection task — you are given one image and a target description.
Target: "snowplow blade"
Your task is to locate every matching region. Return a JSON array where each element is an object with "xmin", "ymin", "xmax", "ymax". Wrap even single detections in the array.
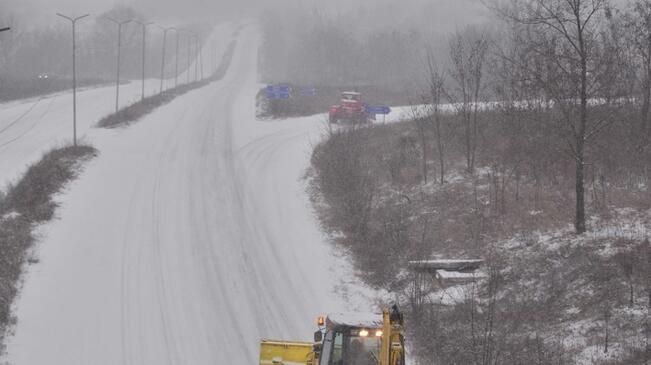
[{"xmin": 259, "ymin": 339, "xmax": 316, "ymax": 365}]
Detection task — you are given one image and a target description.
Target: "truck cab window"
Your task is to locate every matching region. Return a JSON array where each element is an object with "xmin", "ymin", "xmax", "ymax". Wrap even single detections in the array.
[{"xmin": 330, "ymin": 331, "xmax": 344, "ymax": 365}]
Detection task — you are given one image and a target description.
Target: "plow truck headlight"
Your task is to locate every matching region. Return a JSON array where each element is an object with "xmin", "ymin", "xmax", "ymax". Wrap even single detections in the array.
[
  {"xmin": 375, "ymin": 330, "xmax": 383, "ymax": 337},
  {"xmin": 359, "ymin": 329, "xmax": 369, "ymax": 337}
]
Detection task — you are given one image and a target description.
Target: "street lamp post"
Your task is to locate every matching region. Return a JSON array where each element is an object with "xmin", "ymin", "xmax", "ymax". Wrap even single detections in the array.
[
  {"xmin": 177, "ymin": 29, "xmax": 190, "ymax": 85},
  {"xmin": 56, "ymin": 13, "xmax": 89, "ymax": 147},
  {"xmin": 194, "ymin": 35, "xmax": 199, "ymax": 82},
  {"xmin": 132, "ymin": 20, "xmax": 154, "ymax": 101},
  {"xmin": 212, "ymin": 41, "xmax": 217, "ymax": 76},
  {"xmin": 200, "ymin": 43, "xmax": 204, "ymax": 81},
  {"xmin": 185, "ymin": 32, "xmax": 194, "ymax": 84},
  {"xmin": 105, "ymin": 17, "xmax": 132, "ymax": 114},
  {"xmin": 158, "ymin": 26, "xmax": 175, "ymax": 94},
  {"xmin": 174, "ymin": 29, "xmax": 181, "ymax": 88},
  {"xmin": 209, "ymin": 42, "xmax": 213, "ymax": 76}
]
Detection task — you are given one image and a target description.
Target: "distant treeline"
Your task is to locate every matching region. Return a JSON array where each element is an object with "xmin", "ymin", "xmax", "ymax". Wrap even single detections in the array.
[
  {"xmin": 0, "ymin": 5, "xmax": 212, "ymax": 95},
  {"xmin": 259, "ymin": 8, "xmax": 429, "ymax": 93}
]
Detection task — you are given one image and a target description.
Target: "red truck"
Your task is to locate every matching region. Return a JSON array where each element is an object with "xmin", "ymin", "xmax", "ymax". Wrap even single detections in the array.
[{"xmin": 329, "ymin": 91, "xmax": 372, "ymax": 124}]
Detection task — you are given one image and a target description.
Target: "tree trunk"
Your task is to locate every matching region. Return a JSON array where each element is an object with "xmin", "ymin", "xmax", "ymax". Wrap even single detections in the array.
[
  {"xmin": 642, "ymin": 77, "xmax": 650, "ymax": 136},
  {"xmin": 436, "ymin": 118, "xmax": 445, "ymax": 185},
  {"xmin": 575, "ymin": 141, "xmax": 586, "ymax": 234},
  {"xmin": 575, "ymin": 12, "xmax": 588, "ymax": 235},
  {"xmin": 419, "ymin": 122, "xmax": 428, "ymax": 184},
  {"xmin": 631, "ymin": 279, "xmax": 635, "ymax": 307},
  {"xmin": 643, "ymin": 35, "xmax": 651, "ymax": 140},
  {"xmin": 604, "ymin": 307, "xmax": 610, "ymax": 354},
  {"xmin": 465, "ymin": 113, "xmax": 472, "ymax": 173}
]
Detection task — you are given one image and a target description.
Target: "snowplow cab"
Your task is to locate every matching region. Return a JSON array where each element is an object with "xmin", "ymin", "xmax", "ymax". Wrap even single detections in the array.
[
  {"xmin": 259, "ymin": 306, "xmax": 404, "ymax": 365},
  {"xmin": 316, "ymin": 313, "xmax": 384, "ymax": 365},
  {"xmin": 314, "ymin": 307, "xmax": 405, "ymax": 365}
]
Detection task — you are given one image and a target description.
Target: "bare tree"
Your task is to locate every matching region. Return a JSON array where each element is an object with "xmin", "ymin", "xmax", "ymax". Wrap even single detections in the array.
[
  {"xmin": 623, "ymin": 1, "xmax": 651, "ymax": 144},
  {"xmin": 496, "ymin": 0, "xmax": 614, "ymax": 234},
  {"xmin": 448, "ymin": 27, "xmax": 489, "ymax": 174},
  {"xmin": 425, "ymin": 49, "xmax": 450, "ymax": 184},
  {"xmin": 408, "ymin": 102, "xmax": 430, "ymax": 184}
]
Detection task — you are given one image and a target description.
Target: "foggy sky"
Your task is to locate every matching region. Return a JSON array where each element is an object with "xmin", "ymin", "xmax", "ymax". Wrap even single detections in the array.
[{"xmin": 3, "ymin": 0, "xmax": 488, "ymax": 30}]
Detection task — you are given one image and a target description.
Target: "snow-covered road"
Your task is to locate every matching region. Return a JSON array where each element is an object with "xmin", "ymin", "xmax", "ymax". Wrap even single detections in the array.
[
  {"xmin": 0, "ymin": 22, "xmax": 234, "ymax": 187},
  {"xmin": 3, "ymin": 24, "xmax": 364, "ymax": 364}
]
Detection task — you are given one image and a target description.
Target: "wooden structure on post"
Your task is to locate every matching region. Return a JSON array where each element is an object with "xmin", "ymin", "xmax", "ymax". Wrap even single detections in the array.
[{"xmin": 407, "ymin": 259, "xmax": 485, "ymax": 310}]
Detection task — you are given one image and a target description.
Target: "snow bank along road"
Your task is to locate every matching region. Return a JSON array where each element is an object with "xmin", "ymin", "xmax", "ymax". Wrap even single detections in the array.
[
  {"xmin": 3, "ymin": 24, "xmax": 359, "ymax": 364},
  {"xmin": 0, "ymin": 22, "xmax": 234, "ymax": 186}
]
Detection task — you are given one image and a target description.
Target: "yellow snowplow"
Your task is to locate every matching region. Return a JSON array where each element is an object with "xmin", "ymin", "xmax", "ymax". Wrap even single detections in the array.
[{"xmin": 259, "ymin": 306, "xmax": 405, "ymax": 365}]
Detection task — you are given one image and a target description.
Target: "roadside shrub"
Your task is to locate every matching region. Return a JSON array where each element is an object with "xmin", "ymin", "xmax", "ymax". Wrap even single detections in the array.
[
  {"xmin": 0, "ymin": 144, "xmax": 96, "ymax": 348},
  {"xmin": 2, "ymin": 145, "xmax": 96, "ymax": 221}
]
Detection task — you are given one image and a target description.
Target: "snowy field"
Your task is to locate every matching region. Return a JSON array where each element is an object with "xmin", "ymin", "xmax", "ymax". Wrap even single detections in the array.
[{"xmin": 2, "ymin": 23, "xmax": 371, "ymax": 364}]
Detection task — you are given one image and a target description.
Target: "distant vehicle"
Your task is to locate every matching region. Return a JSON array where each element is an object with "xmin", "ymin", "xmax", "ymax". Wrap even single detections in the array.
[{"xmin": 329, "ymin": 91, "xmax": 372, "ymax": 124}]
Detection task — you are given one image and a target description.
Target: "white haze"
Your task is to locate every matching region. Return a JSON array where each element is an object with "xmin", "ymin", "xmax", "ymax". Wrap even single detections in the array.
[{"xmin": 3, "ymin": 0, "xmax": 487, "ymax": 31}]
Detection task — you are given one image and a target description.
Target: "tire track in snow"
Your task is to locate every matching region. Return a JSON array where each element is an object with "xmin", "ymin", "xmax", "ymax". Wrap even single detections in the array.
[
  {"xmin": 236, "ymin": 126, "xmax": 326, "ymax": 315},
  {"xmin": 199, "ymin": 93, "xmax": 256, "ymax": 363},
  {"xmin": 220, "ymin": 109, "xmax": 309, "ymax": 341},
  {"xmin": 0, "ymin": 98, "xmax": 55, "ymax": 149},
  {"xmin": 149, "ymin": 116, "xmax": 187, "ymax": 365},
  {"xmin": 238, "ymin": 128, "xmax": 308, "ymax": 167},
  {"xmin": 0, "ymin": 98, "xmax": 42, "ymax": 134},
  {"xmin": 120, "ymin": 186, "xmax": 139, "ymax": 365}
]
